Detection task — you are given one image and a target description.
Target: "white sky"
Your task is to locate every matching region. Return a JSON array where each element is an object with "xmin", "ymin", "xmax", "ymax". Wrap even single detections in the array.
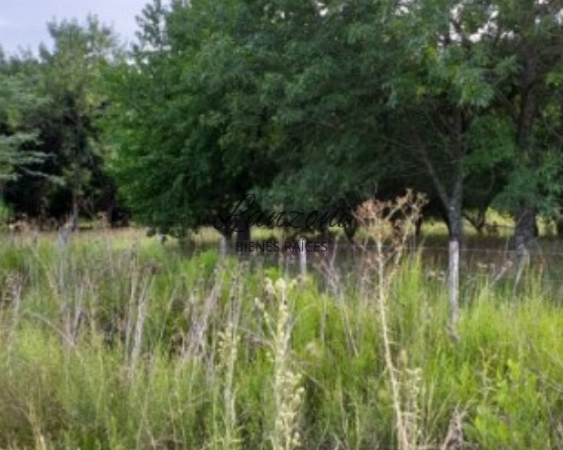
[{"xmin": 0, "ymin": 0, "xmax": 152, "ymax": 54}]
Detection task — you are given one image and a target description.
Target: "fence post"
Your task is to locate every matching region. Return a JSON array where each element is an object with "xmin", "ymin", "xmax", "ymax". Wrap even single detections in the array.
[
  {"xmin": 299, "ymin": 237, "xmax": 307, "ymax": 277},
  {"xmin": 220, "ymin": 235, "xmax": 228, "ymax": 259}
]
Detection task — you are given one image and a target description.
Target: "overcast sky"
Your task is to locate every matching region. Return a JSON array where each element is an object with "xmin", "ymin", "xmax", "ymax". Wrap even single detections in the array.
[{"xmin": 0, "ymin": 0, "xmax": 151, "ymax": 54}]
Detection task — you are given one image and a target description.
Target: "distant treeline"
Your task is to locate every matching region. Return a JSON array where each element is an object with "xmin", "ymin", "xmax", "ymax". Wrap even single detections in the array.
[{"xmin": 2, "ymin": 0, "xmax": 563, "ymax": 249}]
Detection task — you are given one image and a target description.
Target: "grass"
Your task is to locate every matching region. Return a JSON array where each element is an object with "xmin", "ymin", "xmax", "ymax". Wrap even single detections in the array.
[{"xmin": 0, "ymin": 230, "xmax": 562, "ymax": 449}]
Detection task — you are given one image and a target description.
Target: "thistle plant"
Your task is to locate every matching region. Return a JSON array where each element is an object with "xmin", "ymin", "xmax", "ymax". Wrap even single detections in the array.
[
  {"xmin": 355, "ymin": 190, "xmax": 427, "ymax": 450},
  {"xmin": 257, "ymin": 277, "xmax": 304, "ymax": 450}
]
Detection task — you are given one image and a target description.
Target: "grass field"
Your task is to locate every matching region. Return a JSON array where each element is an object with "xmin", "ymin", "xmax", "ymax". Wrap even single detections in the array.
[{"xmin": 0, "ymin": 228, "xmax": 563, "ymax": 450}]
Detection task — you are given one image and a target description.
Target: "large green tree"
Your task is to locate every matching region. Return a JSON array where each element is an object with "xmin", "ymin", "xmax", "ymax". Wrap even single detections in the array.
[
  {"xmin": 379, "ymin": 0, "xmax": 516, "ymax": 326},
  {"xmin": 107, "ymin": 0, "xmax": 401, "ymax": 239},
  {"xmin": 106, "ymin": 0, "xmax": 287, "ymax": 238}
]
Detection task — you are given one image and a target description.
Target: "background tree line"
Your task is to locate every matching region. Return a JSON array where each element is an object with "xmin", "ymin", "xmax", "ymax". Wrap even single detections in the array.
[{"xmin": 2, "ymin": 0, "xmax": 563, "ymax": 250}]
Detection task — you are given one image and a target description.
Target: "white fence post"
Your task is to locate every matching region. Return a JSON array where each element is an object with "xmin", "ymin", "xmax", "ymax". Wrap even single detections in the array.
[{"xmin": 299, "ymin": 238, "xmax": 307, "ymax": 277}]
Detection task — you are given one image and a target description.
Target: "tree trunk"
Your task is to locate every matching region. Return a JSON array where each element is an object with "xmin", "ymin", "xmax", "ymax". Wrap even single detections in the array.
[
  {"xmin": 236, "ymin": 216, "xmax": 251, "ymax": 242},
  {"xmin": 557, "ymin": 217, "xmax": 563, "ymax": 238},
  {"xmin": 513, "ymin": 205, "xmax": 536, "ymax": 277},
  {"xmin": 512, "ymin": 41, "xmax": 538, "ymax": 263},
  {"xmin": 447, "ymin": 197, "xmax": 462, "ymax": 336},
  {"xmin": 344, "ymin": 217, "xmax": 358, "ymax": 243},
  {"xmin": 218, "ymin": 227, "xmax": 233, "ymax": 258},
  {"xmin": 464, "ymin": 210, "xmax": 486, "ymax": 236},
  {"xmin": 71, "ymin": 190, "xmax": 79, "ymax": 232},
  {"xmin": 414, "ymin": 216, "xmax": 423, "ymax": 240},
  {"xmin": 411, "ymin": 110, "xmax": 465, "ymax": 337},
  {"xmin": 220, "ymin": 235, "xmax": 229, "ymax": 258}
]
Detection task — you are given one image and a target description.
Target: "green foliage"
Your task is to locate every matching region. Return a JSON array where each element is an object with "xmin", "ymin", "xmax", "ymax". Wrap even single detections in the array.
[
  {"xmin": 3, "ymin": 0, "xmax": 563, "ymax": 238},
  {"xmin": 103, "ymin": 0, "xmax": 273, "ymax": 233},
  {"xmin": 0, "ymin": 71, "xmax": 45, "ymax": 185},
  {"xmin": 104, "ymin": 0, "xmax": 563, "ymax": 238},
  {"xmin": 104, "ymin": 0, "xmax": 402, "ymax": 233},
  {"xmin": 0, "ymin": 16, "xmax": 121, "ymax": 222},
  {"xmin": 0, "ymin": 201, "xmax": 11, "ymax": 227}
]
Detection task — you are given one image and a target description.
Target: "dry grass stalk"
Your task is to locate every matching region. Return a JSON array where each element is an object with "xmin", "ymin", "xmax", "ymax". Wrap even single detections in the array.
[{"xmin": 355, "ymin": 190, "xmax": 427, "ymax": 450}]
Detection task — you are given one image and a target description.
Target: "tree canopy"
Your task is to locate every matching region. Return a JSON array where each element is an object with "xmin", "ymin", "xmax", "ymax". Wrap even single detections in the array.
[
  {"xmin": 3, "ymin": 0, "xmax": 563, "ymax": 245},
  {"xmin": 103, "ymin": 0, "xmax": 562, "ymax": 243}
]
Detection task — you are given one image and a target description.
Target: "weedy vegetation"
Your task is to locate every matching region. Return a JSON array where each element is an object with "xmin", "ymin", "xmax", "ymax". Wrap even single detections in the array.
[{"xmin": 1, "ymin": 200, "xmax": 563, "ymax": 450}]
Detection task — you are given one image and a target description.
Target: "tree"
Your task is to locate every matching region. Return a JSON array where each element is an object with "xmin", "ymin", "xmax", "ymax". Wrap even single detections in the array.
[
  {"xmin": 250, "ymin": 0, "xmax": 394, "ymax": 224},
  {"xmin": 35, "ymin": 16, "xmax": 120, "ymax": 228},
  {"xmin": 373, "ymin": 0, "xmax": 528, "ymax": 328},
  {"xmin": 0, "ymin": 61, "xmax": 45, "ymax": 192},
  {"xmin": 107, "ymin": 0, "xmax": 401, "ymax": 245},
  {"xmin": 486, "ymin": 0, "xmax": 563, "ymax": 260},
  {"xmin": 1, "ymin": 17, "xmax": 122, "ymax": 227},
  {"xmin": 105, "ymin": 0, "xmax": 288, "ymax": 239}
]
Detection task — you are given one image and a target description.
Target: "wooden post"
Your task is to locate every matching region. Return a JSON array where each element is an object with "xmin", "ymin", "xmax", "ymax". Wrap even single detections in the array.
[
  {"xmin": 58, "ymin": 221, "xmax": 71, "ymax": 249},
  {"xmin": 220, "ymin": 234, "xmax": 228, "ymax": 258},
  {"xmin": 299, "ymin": 238, "xmax": 307, "ymax": 277}
]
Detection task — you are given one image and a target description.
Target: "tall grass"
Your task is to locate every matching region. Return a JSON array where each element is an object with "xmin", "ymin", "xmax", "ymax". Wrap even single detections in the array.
[{"xmin": 0, "ymin": 233, "xmax": 562, "ymax": 449}]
